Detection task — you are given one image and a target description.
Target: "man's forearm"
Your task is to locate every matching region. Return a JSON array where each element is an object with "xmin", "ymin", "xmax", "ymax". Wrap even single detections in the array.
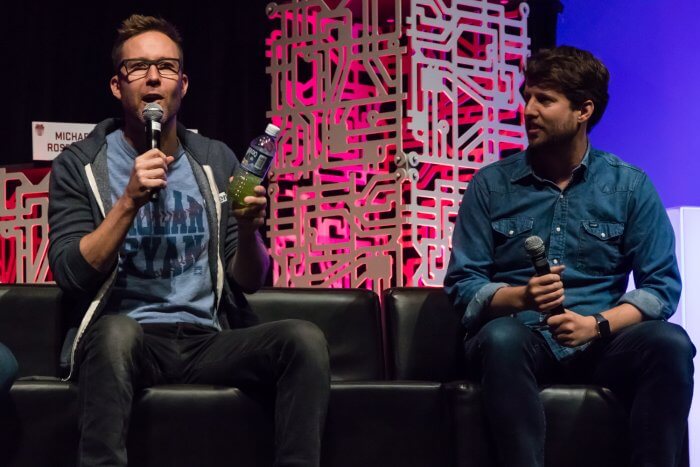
[
  {"xmin": 600, "ymin": 303, "xmax": 643, "ymax": 334},
  {"xmin": 488, "ymin": 285, "xmax": 527, "ymax": 317},
  {"xmin": 79, "ymin": 196, "xmax": 138, "ymax": 272},
  {"xmin": 228, "ymin": 231, "xmax": 270, "ymax": 292}
]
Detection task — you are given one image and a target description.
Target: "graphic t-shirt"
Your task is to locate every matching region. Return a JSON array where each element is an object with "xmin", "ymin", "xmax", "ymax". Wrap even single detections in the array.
[{"xmin": 103, "ymin": 129, "xmax": 218, "ymax": 329}]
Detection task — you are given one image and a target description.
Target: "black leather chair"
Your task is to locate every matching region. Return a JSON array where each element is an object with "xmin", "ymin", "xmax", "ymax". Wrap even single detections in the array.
[
  {"xmin": 0, "ymin": 284, "xmax": 689, "ymax": 466},
  {"xmin": 0, "ymin": 285, "xmax": 385, "ymax": 467},
  {"xmin": 383, "ymin": 287, "xmax": 631, "ymax": 467},
  {"xmin": 0, "ymin": 285, "xmax": 77, "ymax": 467},
  {"xmin": 249, "ymin": 287, "xmax": 452, "ymax": 467}
]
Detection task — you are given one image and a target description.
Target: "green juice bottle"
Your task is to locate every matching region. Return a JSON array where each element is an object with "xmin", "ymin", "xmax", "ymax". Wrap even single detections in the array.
[{"xmin": 229, "ymin": 123, "xmax": 281, "ymax": 208}]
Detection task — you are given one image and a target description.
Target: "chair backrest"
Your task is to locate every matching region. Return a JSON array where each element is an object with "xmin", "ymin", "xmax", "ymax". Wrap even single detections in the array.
[
  {"xmin": 383, "ymin": 287, "xmax": 465, "ymax": 381},
  {"xmin": 246, "ymin": 287, "xmax": 385, "ymax": 381},
  {"xmin": 0, "ymin": 285, "xmax": 65, "ymax": 377}
]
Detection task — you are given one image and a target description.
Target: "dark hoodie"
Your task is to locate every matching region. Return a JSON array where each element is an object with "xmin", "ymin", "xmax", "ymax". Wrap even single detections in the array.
[{"xmin": 48, "ymin": 118, "xmax": 258, "ymax": 379}]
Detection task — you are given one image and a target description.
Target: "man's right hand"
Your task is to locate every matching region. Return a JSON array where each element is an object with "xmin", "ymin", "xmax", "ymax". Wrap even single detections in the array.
[
  {"xmin": 78, "ymin": 149, "xmax": 173, "ymax": 272},
  {"xmin": 123, "ymin": 149, "xmax": 174, "ymax": 208},
  {"xmin": 522, "ymin": 264, "xmax": 566, "ymax": 314}
]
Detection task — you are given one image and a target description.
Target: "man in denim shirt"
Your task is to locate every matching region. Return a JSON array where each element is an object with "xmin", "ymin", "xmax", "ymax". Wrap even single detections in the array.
[{"xmin": 444, "ymin": 46, "xmax": 694, "ymax": 467}]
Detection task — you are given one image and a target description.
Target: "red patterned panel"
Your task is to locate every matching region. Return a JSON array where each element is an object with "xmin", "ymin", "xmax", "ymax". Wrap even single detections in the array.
[{"xmin": 0, "ymin": 167, "xmax": 52, "ymax": 283}]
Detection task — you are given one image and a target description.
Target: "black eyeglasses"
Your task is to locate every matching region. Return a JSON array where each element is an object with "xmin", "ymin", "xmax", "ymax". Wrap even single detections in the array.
[{"xmin": 119, "ymin": 58, "xmax": 182, "ymax": 81}]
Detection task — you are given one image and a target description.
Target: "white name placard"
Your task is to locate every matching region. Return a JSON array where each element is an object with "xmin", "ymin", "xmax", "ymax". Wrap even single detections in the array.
[
  {"xmin": 31, "ymin": 121, "xmax": 198, "ymax": 161},
  {"xmin": 32, "ymin": 121, "xmax": 95, "ymax": 161}
]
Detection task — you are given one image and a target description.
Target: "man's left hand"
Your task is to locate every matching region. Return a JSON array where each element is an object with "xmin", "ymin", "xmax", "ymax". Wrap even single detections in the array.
[
  {"xmin": 231, "ymin": 184, "xmax": 267, "ymax": 237},
  {"xmin": 546, "ymin": 310, "xmax": 598, "ymax": 347}
]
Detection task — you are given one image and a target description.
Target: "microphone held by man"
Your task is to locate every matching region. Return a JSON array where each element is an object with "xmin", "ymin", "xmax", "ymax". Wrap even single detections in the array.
[
  {"xmin": 142, "ymin": 102, "xmax": 163, "ymax": 201},
  {"xmin": 524, "ymin": 235, "xmax": 565, "ymax": 315}
]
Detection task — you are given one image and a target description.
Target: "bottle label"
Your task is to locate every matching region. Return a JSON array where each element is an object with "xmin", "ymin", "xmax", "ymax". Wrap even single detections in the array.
[{"xmin": 241, "ymin": 147, "xmax": 272, "ymax": 178}]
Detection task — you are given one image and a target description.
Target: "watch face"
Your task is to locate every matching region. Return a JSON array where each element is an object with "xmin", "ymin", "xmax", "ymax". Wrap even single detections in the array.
[{"xmin": 596, "ymin": 314, "xmax": 611, "ymax": 337}]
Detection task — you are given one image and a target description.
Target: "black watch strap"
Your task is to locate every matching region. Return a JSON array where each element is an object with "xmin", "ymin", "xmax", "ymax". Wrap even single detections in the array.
[{"xmin": 593, "ymin": 313, "xmax": 611, "ymax": 338}]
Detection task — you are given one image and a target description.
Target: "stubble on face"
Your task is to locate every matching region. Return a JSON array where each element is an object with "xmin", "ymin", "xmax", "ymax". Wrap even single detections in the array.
[{"xmin": 523, "ymin": 85, "xmax": 580, "ymax": 151}]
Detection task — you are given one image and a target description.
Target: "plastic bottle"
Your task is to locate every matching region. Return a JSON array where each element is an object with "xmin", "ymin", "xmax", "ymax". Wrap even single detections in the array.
[{"xmin": 229, "ymin": 123, "xmax": 281, "ymax": 208}]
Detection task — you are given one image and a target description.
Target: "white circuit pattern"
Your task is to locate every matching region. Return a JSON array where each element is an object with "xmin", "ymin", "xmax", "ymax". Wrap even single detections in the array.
[{"xmin": 267, "ymin": 0, "xmax": 529, "ymax": 291}]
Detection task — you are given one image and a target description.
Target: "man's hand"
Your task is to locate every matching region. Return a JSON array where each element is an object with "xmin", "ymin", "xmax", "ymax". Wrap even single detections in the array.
[
  {"xmin": 80, "ymin": 149, "xmax": 173, "ymax": 272},
  {"xmin": 227, "ymin": 184, "xmax": 269, "ymax": 291},
  {"xmin": 547, "ymin": 310, "xmax": 598, "ymax": 347},
  {"xmin": 231, "ymin": 184, "xmax": 267, "ymax": 237},
  {"xmin": 522, "ymin": 264, "xmax": 566, "ymax": 313},
  {"xmin": 123, "ymin": 149, "xmax": 174, "ymax": 208}
]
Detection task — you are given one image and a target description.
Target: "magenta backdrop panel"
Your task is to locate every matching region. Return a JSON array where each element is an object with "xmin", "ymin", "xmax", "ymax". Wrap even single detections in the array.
[
  {"xmin": 0, "ymin": 0, "xmax": 529, "ymax": 286},
  {"xmin": 266, "ymin": 0, "xmax": 529, "ymax": 294}
]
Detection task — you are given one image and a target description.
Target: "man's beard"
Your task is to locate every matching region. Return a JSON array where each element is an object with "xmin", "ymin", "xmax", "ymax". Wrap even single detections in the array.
[{"xmin": 527, "ymin": 125, "xmax": 577, "ymax": 152}]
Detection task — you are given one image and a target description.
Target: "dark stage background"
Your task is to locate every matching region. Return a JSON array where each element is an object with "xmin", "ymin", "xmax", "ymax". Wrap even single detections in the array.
[
  {"xmin": 2, "ymin": 2, "xmax": 275, "ymax": 166},
  {"xmin": 1, "ymin": 1, "xmax": 559, "ymax": 167}
]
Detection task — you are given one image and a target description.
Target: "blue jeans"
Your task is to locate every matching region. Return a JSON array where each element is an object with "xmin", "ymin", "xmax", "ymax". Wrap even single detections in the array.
[
  {"xmin": 464, "ymin": 317, "xmax": 695, "ymax": 467},
  {"xmin": 0, "ymin": 342, "xmax": 18, "ymax": 396}
]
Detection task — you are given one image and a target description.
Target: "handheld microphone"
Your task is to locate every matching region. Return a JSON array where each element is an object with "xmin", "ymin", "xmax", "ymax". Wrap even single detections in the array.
[
  {"xmin": 142, "ymin": 103, "xmax": 164, "ymax": 201},
  {"xmin": 524, "ymin": 235, "xmax": 564, "ymax": 315}
]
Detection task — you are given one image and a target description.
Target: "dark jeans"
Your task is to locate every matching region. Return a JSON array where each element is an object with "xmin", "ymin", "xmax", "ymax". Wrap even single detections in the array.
[
  {"xmin": 464, "ymin": 317, "xmax": 695, "ymax": 467},
  {"xmin": 77, "ymin": 315, "xmax": 330, "ymax": 467},
  {"xmin": 0, "ymin": 341, "xmax": 18, "ymax": 396}
]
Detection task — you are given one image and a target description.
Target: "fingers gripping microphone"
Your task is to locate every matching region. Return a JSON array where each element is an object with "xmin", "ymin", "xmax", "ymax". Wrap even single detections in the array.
[
  {"xmin": 524, "ymin": 236, "xmax": 564, "ymax": 315},
  {"xmin": 142, "ymin": 103, "xmax": 164, "ymax": 201}
]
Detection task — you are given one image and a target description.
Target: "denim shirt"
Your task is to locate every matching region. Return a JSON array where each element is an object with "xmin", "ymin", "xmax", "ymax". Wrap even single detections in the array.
[{"xmin": 444, "ymin": 146, "xmax": 681, "ymax": 360}]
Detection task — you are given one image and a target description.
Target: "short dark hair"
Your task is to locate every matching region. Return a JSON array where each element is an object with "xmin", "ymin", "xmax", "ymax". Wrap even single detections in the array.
[
  {"xmin": 111, "ymin": 14, "xmax": 184, "ymax": 71},
  {"xmin": 525, "ymin": 46, "xmax": 610, "ymax": 131}
]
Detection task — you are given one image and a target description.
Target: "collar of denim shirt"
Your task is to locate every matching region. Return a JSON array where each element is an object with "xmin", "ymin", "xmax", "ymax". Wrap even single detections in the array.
[{"xmin": 509, "ymin": 142, "xmax": 592, "ymax": 185}]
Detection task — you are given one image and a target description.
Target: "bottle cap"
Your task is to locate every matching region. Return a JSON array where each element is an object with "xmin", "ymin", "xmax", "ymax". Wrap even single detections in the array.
[{"xmin": 265, "ymin": 124, "xmax": 281, "ymax": 138}]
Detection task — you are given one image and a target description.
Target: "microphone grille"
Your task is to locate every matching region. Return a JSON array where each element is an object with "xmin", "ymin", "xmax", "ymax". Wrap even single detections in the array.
[
  {"xmin": 142, "ymin": 103, "xmax": 164, "ymax": 122},
  {"xmin": 524, "ymin": 235, "xmax": 545, "ymax": 257}
]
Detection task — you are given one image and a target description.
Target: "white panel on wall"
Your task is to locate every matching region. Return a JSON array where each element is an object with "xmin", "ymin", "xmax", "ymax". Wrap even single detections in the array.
[{"xmin": 667, "ymin": 206, "xmax": 700, "ymax": 465}]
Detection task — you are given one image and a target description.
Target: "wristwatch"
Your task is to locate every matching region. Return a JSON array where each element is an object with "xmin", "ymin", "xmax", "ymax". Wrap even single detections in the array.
[{"xmin": 593, "ymin": 313, "xmax": 611, "ymax": 338}]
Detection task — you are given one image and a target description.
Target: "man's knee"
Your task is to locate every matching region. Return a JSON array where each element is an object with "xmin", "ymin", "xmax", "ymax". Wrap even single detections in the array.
[
  {"xmin": 465, "ymin": 318, "xmax": 549, "ymax": 390},
  {"xmin": 0, "ymin": 343, "xmax": 18, "ymax": 393},
  {"xmin": 637, "ymin": 321, "xmax": 695, "ymax": 367},
  {"xmin": 82, "ymin": 315, "xmax": 143, "ymax": 358},
  {"xmin": 477, "ymin": 317, "xmax": 534, "ymax": 354},
  {"xmin": 274, "ymin": 319, "xmax": 329, "ymax": 369}
]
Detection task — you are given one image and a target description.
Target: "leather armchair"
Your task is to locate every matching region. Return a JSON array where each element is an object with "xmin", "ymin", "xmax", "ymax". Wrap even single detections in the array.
[
  {"xmin": 0, "ymin": 284, "xmax": 688, "ymax": 466},
  {"xmin": 382, "ymin": 287, "xmax": 688, "ymax": 467},
  {"xmin": 0, "ymin": 285, "xmax": 385, "ymax": 467}
]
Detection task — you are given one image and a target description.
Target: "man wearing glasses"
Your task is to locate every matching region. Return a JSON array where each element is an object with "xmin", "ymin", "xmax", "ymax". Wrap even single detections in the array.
[{"xmin": 48, "ymin": 14, "xmax": 330, "ymax": 467}]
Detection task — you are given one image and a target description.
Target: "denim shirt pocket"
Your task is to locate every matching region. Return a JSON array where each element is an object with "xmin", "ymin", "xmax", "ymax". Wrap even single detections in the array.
[
  {"xmin": 577, "ymin": 220, "xmax": 625, "ymax": 275},
  {"xmin": 491, "ymin": 217, "xmax": 534, "ymax": 269},
  {"xmin": 492, "ymin": 217, "xmax": 534, "ymax": 238}
]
